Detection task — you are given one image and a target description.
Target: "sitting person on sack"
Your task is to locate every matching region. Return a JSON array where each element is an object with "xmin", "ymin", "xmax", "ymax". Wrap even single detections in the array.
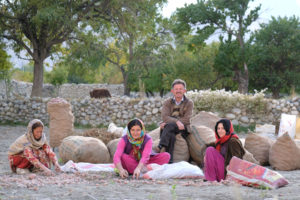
[
  {"xmin": 114, "ymin": 119, "xmax": 170, "ymax": 179},
  {"xmin": 200, "ymin": 119, "xmax": 245, "ymax": 182},
  {"xmin": 8, "ymin": 119, "xmax": 61, "ymax": 175},
  {"xmin": 155, "ymin": 79, "xmax": 193, "ymax": 163}
]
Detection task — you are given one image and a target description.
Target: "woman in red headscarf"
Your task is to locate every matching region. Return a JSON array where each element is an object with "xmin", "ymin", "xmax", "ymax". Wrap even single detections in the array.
[
  {"xmin": 114, "ymin": 119, "xmax": 170, "ymax": 179},
  {"xmin": 201, "ymin": 119, "xmax": 245, "ymax": 182}
]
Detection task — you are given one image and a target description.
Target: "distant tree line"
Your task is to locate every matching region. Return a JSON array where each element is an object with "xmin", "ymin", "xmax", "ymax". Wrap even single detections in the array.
[{"xmin": 0, "ymin": 0, "xmax": 299, "ymax": 98}]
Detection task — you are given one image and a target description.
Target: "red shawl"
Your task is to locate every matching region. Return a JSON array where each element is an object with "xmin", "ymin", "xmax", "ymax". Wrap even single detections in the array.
[{"xmin": 215, "ymin": 119, "xmax": 239, "ymax": 152}]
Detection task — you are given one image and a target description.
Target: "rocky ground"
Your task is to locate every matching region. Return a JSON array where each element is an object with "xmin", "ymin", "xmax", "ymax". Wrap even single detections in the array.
[{"xmin": 0, "ymin": 125, "xmax": 300, "ymax": 200}]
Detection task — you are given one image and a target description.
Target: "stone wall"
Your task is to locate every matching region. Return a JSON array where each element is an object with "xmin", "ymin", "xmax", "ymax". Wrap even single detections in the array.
[
  {"xmin": 0, "ymin": 80, "xmax": 124, "ymax": 99},
  {"xmin": 0, "ymin": 92, "xmax": 299, "ymax": 128}
]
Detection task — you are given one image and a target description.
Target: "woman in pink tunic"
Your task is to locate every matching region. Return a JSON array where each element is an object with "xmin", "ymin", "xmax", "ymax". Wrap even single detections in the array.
[{"xmin": 114, "ymin": 119, "xmax": 170, "ymax": 179}]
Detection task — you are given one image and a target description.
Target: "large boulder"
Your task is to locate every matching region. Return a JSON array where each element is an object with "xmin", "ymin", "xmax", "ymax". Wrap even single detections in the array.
[
  {"xmin": 269, "ymin": 133, "xmax": 300, "ymax": 171},
  {"xmin": 148, "ymin": 127, "xmax": 160, "ymax": 141},
  {"xmin": 190, "ymin": 111, "xmax": 220, "ymax": 130},
  {"xmin": 173, "ymin": 134, "xmax": 190, "ymax": 163},
  {"xmin": 47, "ymin": 97, "xmax": 74, "ymax": 148},
  {"xmin": 83, "ymin": 128, "xmax": 120, "ymax": 145},
  {"xmin": 107, "ymin": 138, "xmax": 121, "ymax": 162},
  {"xmin": 244, "ymin": 133, "xmax": 275, "ymax": 166},
  {"xmin": 186, "ymin": 125, "xmax": 215, "ymax": 166},
  {"xmin": 59, "ymin": 136, "xmax": 110, "ymax": 164}
]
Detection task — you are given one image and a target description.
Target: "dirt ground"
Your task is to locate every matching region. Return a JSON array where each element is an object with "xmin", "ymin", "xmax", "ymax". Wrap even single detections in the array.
[{"xmin": 1, "ymin": 125, "xmax": 300, "ymax": 200}]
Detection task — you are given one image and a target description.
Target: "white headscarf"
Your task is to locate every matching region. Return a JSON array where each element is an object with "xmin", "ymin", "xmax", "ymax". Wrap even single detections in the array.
[{"xmin": 8, "ymin": 119, "xmax": 47, "ymax": 156}]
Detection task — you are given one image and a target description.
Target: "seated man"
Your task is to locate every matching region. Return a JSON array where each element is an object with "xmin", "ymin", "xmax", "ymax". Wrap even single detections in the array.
[{"xmin": 157, "ymin": 79, "xmax": 193, "ymax": 163}]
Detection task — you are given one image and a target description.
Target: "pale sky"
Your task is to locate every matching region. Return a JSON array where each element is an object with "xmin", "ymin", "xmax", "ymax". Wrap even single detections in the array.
[
  {"xmin": 162, "ymin": 0, "xmax": 300, "ymax": 21},
  {"xmin": 9, "ymin": 0, "xmax": 300, "ymax": 69}
]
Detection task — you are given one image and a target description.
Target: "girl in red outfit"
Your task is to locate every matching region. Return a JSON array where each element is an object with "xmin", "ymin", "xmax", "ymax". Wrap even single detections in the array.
[
  {"xmin": 8, "ymin": 119, "xmax": 61, "ymax": 175},
  {"xmin": 203, "ymin": 119, "xmax": 245, "ymax": 182}
]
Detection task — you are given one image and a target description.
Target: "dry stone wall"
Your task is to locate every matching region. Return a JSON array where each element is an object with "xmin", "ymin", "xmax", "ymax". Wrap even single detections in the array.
[{"xmin": 0, "ymin": 94, "xmax": 299, "ymax": 128}]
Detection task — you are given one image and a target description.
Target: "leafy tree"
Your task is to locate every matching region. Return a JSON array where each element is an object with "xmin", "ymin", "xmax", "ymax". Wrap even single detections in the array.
[
  {"xmin": 12, "ymin": 62, "xmax": 34, "ymax": 82},
  {"xmin": 0, "ymin": 43, "xmax": 12, "ymax": 97},
  {"xmin": 45, "ymin": 64, "xmax": 68, "ymax": 86},
  {"xmin": 89, "ymin": 0, "xmax": 169, "ymax": 96},
  {"xmin": 0, "ymin": 0, "xmax": 110, "ymax": 97},
  {"xmin": 172, "ymin": 37, "xmax": 220, "ymax": 90},
  {"xmin": 249, "ymin": 16, "xmax": 300, "ymax": 98},
  {"xmin": 174, "ymin": 0, "xmax": 261, "ymax": 93}
]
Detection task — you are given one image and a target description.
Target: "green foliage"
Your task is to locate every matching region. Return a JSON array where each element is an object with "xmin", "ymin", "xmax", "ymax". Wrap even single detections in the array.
[
  {"xmin": 11, "ymin": 64, "xmax": 34, "ymax": 82},
  {"xmin": 187, "ymin": 89, "xmax": 268, "ymax": 117},
  {"xmin": 249, "ymin": 16, "xmax": 300, "ymax": 98},
  {"xmin": 0, "ymin": 44, "xmax": 12, "ymax": 81},
  {"xmin": 171, "ymin": 184, "xmax": 177, "ymax": 200},
  {"xmin": 97, "ymin": 63, "xmax": 123, "ymax": 84},
  {"xmin": 145, "ymin": 123, "xmax": 158, "ymax": 131},
  {"xmin": 174, "ymin": 0, "xmax": 261, "ymax": 93},
  {"xmin": 233, "ymin": 124, "xmax": 255, "ymax": 134},
  {"xmin": 86, "ymin": 0, "xmax": 170, "ymax": 95},
  {"xmin": 45, "ymin": 64, "xmax": 68, "ymax": 86},
  {"xmin": 0, "ymin": 0, "xmax": 111, "ymax": 96},
  {"xmin": 172, "ymin": 41, "xmax": 220, "ymax": 90}
]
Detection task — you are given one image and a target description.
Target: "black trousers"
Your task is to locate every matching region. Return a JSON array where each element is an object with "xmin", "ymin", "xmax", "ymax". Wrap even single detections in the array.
[{"xmin": 159, "ymin": 122, "xmax": 187, "ymax": 163}]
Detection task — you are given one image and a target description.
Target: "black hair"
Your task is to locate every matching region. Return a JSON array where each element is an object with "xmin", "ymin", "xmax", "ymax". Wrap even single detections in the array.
[
  {"xmin": 215, "ymin": 119, "xmax": 231, "ymax": 138},
  {"xmin": 127, "ymin": 119, "xmax": 143, "ymax": 132},
  {"xmin": 32, "ymin": 122, "xmax": 43, "ymax": 133}
]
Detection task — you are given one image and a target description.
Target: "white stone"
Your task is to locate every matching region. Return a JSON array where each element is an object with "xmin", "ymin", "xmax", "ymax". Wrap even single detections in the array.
[
  {"xmin": 231, "ymin": 120, "xmax": 239, "ymax": 125},
  {"xmin": 240, "ymin": 116, "xmax": 249, "ymax": 123},
  {"xmin": 225, "ymin": 113, "xmax": 235, "ymax": 120},
  {"xmin": 152, "ymin": 108, "xmax": 159, "ymax": 114},
  {"xmin": 232, "ymin": 108, "xmax": 241, "ymax": 115},
  {"xmin": 291, "ymin": 111, "xmax": 299, "ymax": 115},
  {"xmin": 117, "ymin": 112, "xmax": 121, "ymax": 118},
  {"xmin": 282, "ymin": 108, "xmax": 289, "ymax": 113}
]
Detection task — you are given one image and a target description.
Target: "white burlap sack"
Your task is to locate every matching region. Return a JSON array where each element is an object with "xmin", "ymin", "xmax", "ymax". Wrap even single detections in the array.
[
  {"xmin": 173, "ymin": 134, "xmax": 189, "ymax": 163},
  {"xmin": 47, "ymin": 97, "xmax": 74, "ymax": 148},
  {"xmin": 83, "ymin": 128, "xmax": 120, "ymax": 145},
  {"xmin": 269, "ymin": 133, "xmax": 300, "ymax": 171},
  {"xmin": 186, "ymin": 125, "xmax": 215, "ymax": 165},
  {"xmin": 244, "ymin": 133, "xmax": 275, "ymax": 166},
  {"xmin": 295, "ymin": 118, "xmax": 300, "ymax": 140},
  {"xmin": 152, "ymin": 139, "xmax": 160, "ymax": 152},
  {"xmin": 190, "ymin": 111, "xmax": 220, "ymax": 130},
  {"xmin": 278, "ymin": 113, "xmax": 297, "ymax": 138},
  {"xmin": 107, "ymin": 138, "xmax": 121, "ymax": 162},
  {"xmin": 148, "ymin": 127, "xmax": 160, "ymax": 141},
  {"xmin": 143, "ymin": 161, "xmax": 204, "ymax": 179},
  {"xmin": 59, "ymin": 136, "xmax": 110, "ymax": 164},
  {"xmin": 107, "ymin": 123, "xmax": 124, "ymax": 137}
]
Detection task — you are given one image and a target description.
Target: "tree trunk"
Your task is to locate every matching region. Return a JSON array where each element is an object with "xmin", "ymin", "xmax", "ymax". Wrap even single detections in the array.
[
  {"xmin": 31, "ymin": 59, "xmax": 44, "ymax": 97},
  {"xmin": 138, "ymin": 77, "xmax": 145, "ymax": 98},
  {"xmin": 120, "ymin": 65, "xmax": 130, "ymax": 96},
  {"xmin": 235, "ymin": 63, "xmax": 249, "ymax": 94},
  {"xmin": 236, "ymin": 13, "xmax": 249, "ymax": 94},
  {"xmin": 272, "ymin": 89, "xmax": 280, "ymax": 99},
  {"xmin": 123, "ymin": 76, "xmax": 130, "ymax": 96}
]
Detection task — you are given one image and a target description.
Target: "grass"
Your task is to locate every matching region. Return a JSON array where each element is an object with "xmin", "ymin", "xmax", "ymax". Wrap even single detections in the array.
[
  {"xmin": 74, "ymin": 123, "xmax": 106, "ymax": 129},
  {"xmin": 145, "ymin": 123, "xmax": 158, "ymax": 131},
  {"xmin": 171, "ymin": 184, "xmax": 177, "ymax": 200},
  {"xmin": 233, "ymin": 124, "xmax": 255, "ymax": 134},
  {"xmin": 0, "ymin": 120, "xmax": 28, "ymax": 126}
]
